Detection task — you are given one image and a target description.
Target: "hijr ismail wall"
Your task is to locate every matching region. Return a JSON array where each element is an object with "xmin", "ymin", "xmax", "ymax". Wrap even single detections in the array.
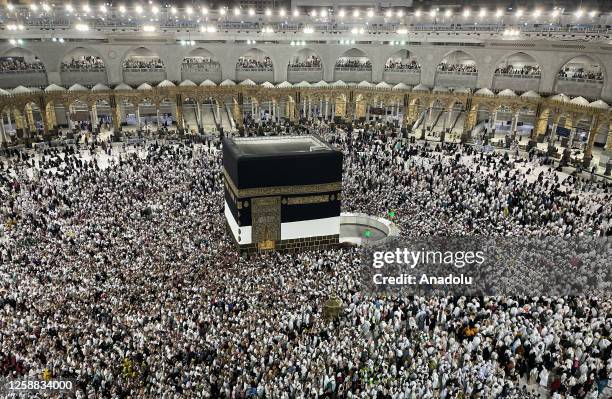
[{"xmin": 223, "ymin": 135, "xmax": 343, "ymax": 254}]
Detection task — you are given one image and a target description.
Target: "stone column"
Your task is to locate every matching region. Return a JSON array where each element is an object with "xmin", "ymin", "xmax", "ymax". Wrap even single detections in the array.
[
  {"xmin": 534, "ymin": 112, "xmax": 548, "ymax": 139},
  {"xmin": 38, "ymin": 96, "xmax": 50, "ymax": 136},
  {"xmin": 605, "ymin": 124, "xmax": 612, "ymax": 152},
  {"xmin": 583, "ymin": 114, "xmax": 601, "ymax": 168},
  {"xmin": 490, "ymin": 110, "xmax": 498, "ymax": 133},
  {"xmin": 175, "ymin": 94, "xmax": 184, "ymax": 130},
  {"xmin": 136, "ymin": 106, "xmax": 142, "ymax": 128},
  {"xmin": 197, "ymin": 102, "xmax": 202, "ymax": 128},
  {"xmin": 568, "ymin": 126, "xmax": 577, "ymax": 148},
  {"xmin": 232, "ymin": 99, "xmax": 243, "ymax": 128},
  {"xmin": 111, "ymin": 97, "xmax": 121, "ymax": 131},
  {"xmin": 510, "ymin": 111, "xmax": 519, "ymax": 140},
  {"xmin": 25, "ymin": 105, "xmax": 36, "ymax": 135},
  {"xmin": 0, "ymin": 117, "xmax": 6, "ymax": 143},
  {"xmin": 89, "ymin": 108, "xmax": 96, "ymax": 128},
  {"xmin": 65, "ymin": 106, "xmax": 73, "ymax": 131}
]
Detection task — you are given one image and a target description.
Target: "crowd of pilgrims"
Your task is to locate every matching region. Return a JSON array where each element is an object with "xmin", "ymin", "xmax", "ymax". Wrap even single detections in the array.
[
  {"xmin": 384, "ymin": 60, "xmax": 421, "ymax": 71},
  {"xmin": 122, "ymin": 58, "xmax": 164, "ymax": 70},
  {"xmin": 61, "ymin": 56, "xmax": 105, "ymax": 71},
  {"xmin": 0, "ymin": 57, "xmax": 45, "ymax": 72},
  {"xmin": 494, "ymin": 65, "xmax": 541, "ymax": 76},
  {"xmin": 335, "ymin": 59, "xmax": 373, "ymax": 69},
  {"xmin": 557, "ymin": 69, "xmax": 604, "ymax": 82},
  {"xmin": 0, "ymin": 120, "xmax": 611, "ymax": 398},
  {"xmin": 236, "ymin": 57, "xmax": 274, "ymax": 70},
  {"xmin": 182, "ymin": 57, "xmax": 220, "ymax": 70},
  {"xmin": 288, "ymin": 56, "xmax": 322, "ymax": 69},
  {"xmin": 437, "ymin": 63, "xmax": 479, "ymax": 73}
]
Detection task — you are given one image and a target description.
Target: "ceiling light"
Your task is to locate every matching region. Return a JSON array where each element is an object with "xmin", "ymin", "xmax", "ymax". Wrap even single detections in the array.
[
  {"xmin": 415, "ymin": 10, "xmax": 421, "ymax": 18},
  {"xmin": 66, "ymin": 4, "xmax": 74, "ymax": 12},
  {"xmin": 42, "ymin": 3, "xmax": 50, "ymax": 11},
  {"xmin": 479, "ymin": 8, "xmax": 486, "ymax": 18},
  {"xmin": 265, "ymin": 9, "xmax": 271, "ymax": 16},
  {"xmin": 533, "ymin": 9, "xmax": 541, "ymax": 18},
  {"xmin": 396, "ymin": 10, "xmax": 403, "ymax": 17},
  {"xmin": 186, "ymin": 6, "xmax": 193, "ymax": 15},
  {"xmin": 516, "ymin": 9, "xmax": 524, "ymax": 18},
  {"xmin": 310, "ymin": 10, "xmax": 317, "ymax": 17},
  {"xmin": 30, "ymin": 3, "xmax": 38, "ymax": 11},
  {"xmin": 321, "ymin": 9, "xmax": 327, "ymax": 18},
  {"xmin": 99, "ymin": 4, "xmax": 107, "ymax": 13},
  {"xmin": 279, "ymin": 9, "xmax": 285, "ymax": 17},
  {"xmin": 142, "ymin": 25, "xmax": 155, "ymax": 32},
  {"xmin": 353, "ymin": 9, "xmax": 360, "ymax": 17},
  {"xmin": 339, "ymin": 9, "xmax": 345, "ymax": 18},
  {"xmin": 575, "ymin": 9, "xmax": 583, "ymax": 18},
  {"xmin": 9, "ymin": 39, "xmax": 16, "ymax": 45},
  {"xmin": 151, "ymin": 5, "xmax": 159, "ymax": 14},
  {"xmin": 82, "ymin": 4, "xmax": 90, "ymax": 13},
  {"xmin": 135, "ymin": 5, "xmax": 143, "ymax": 14},
  {"xmin": 219, "ymin": 8, "xmax": 226, "ymax": 15},
  {"xmin": 119, "ymin": 5, "xmax": 126, "ymax": 13},
  {"xmin": 367, "ymin": 9, "xmax": 374, "ymax": 18},
  {"xmin": 75, "ymin": 23, "xmax": 89, "ymax": 31},
  {"xmin": 429, "ymin": 9, "xmax": 436, "ymax": 18},
  {"xmin": 248, "ymin": 8, "xmax": 255, "ymax": 16},
  {"xmin": 190, "ymin": 40, "xmax": 195, "ymax": 45},
  {"xmin": 495, "ymin": 9, "xmax": 503, "ymax": 18},
  {"xmin": 7, "ymin": 3, "xmax": 14, "ymax": 11},
  {"xmin": 444, "ymin": 9, "xmax": 452, "ymax": 18},
  {"xmin": 201, "ymin": 7, "xmax": 208, "ymax": 15},
  {"xmin": 463, "ymin": 9, "xmax": 470, "ymax": 18},
  {"xmin": 385, "ymin": 10, "xmax": 392, "ymax": 18},
  {"xmin": 589, "ymin": 10, "xmax": 597, "ymax": 18},
  {"xmin": 59, "ymin": 37, "xmax": 64, "ymax": 43},
  {"xmin": 292, "ymin": 9, "xmax": 299, "ymax": 17},
  {"xmin": 551, "ymin": 9, "xmax": 560, "ymax": 18}
]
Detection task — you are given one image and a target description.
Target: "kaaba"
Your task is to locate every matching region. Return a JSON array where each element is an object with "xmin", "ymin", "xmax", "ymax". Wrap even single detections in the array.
[{"xmin": 223, "ymin": 135, "xmax": 343, "ymax": 253}]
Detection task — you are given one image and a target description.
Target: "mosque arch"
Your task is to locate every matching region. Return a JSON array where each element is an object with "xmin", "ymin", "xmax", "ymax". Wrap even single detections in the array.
[{"xmin": 181, "ymin": 48, "xmax": 222, "ymax": 83}]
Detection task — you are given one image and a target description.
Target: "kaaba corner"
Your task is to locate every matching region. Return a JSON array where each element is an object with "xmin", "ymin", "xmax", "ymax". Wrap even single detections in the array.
[{"xmin": 222, "ymin": 135, "xmax": 343, "ymax": 254}]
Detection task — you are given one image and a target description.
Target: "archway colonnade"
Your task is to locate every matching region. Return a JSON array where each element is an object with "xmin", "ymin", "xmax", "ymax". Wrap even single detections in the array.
[
  {"xmin": 1, "ymin": 43, "xmax": 611, "ymax": 100},
  {"xmin": 1, "ymin": 84, "xmax": 611, "ymax": 164}
]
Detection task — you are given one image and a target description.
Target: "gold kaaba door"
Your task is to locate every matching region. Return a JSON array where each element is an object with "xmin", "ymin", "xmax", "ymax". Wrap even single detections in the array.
[{"xmin": 251, "ymin": 196, "xmax": 281, "ymax": 250}]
